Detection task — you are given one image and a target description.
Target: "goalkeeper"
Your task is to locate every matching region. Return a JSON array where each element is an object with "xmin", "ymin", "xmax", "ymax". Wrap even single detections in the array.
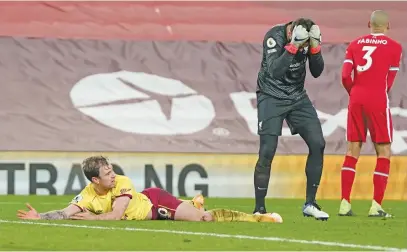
[{"xmin": 253, "ymin": 18, "xmax": 329, "ymax": 220}]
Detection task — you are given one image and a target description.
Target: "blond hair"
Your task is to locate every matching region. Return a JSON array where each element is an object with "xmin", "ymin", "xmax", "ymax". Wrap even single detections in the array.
[{"xmin": 82, "ymin": 156, "xmax": 110, "ymax": 182}]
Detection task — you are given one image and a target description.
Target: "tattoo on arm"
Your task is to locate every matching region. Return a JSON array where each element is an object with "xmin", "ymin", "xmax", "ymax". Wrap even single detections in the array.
[{"xmin": 39, "ymin": 210, "xmax": 68, "ymax": 220}]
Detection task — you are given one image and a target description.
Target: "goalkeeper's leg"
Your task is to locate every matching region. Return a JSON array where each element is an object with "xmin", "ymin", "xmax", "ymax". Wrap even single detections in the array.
[
  {"xmin": 253, "ymin": 134, "xmax": 278, "ymax": 214},
  {"xmin": 286, "ymin": 99, "xmax": 329, "ymax": 221}
]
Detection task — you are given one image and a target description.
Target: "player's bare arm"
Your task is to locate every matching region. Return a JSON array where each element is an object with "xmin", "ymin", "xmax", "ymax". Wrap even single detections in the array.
[
  {"xmin": 39, "ymin": 210, "xmax": 68, "ymax": 220},
  {"xmin": 71, "ymin": 196, "xmax": 130, "ymax": 220},
  {"xmin": 308, "ymin": 25, "xmax": 324, "ymax": 78},
  {"xmin": 17, "ymin": 203, "xmax": 81, "ymax": 220}
]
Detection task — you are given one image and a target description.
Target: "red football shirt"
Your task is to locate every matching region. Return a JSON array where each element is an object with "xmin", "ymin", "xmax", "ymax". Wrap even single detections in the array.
[{"xmin": 342, "ymin": 33, "xmax": 402, "ymax": 108}]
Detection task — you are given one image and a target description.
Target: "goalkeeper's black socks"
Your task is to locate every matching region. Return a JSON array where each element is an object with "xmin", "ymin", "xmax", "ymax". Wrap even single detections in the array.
[
  {"xmin": 303, "ymin": 134, "xmax": 324, "ymax": 204},
  {"xmin": 253, "ymin": 206, "xmax": 267, "ymax": 214},
  {"xmin": 306, "ymin": 182, "xmax": 319, "ymax": 203},
  {"xmin": 254, "ymin": 159, "xmax": 271, "ymax": 213},
  {"xmin": 305, "ymin": 155, "xmax": 323, "ymax": 203}
]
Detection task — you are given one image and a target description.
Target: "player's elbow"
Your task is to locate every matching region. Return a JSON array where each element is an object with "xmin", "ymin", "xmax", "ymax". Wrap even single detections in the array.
[
  {"xmin": 311, "ymin": 70, "xmax": 322, "ymax": 78},
  {"xmin": 341, "ymin": 74, "xmax": 350, "ymax": 85},
  {"xmin": 311, "ymin": 66, "xmax": 324, "ymax": 78},
  {"xmin": 341, "ymin": 75, "xmax": 346, "ymax": 84},
  {"xmin": 341, "ymin": 76, "xmax": 353, "ymax": 93}
]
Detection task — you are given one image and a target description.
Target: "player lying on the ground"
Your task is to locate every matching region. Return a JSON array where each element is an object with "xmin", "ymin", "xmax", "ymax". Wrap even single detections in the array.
[
  {"xmin": 339, "ymin": 10, "xmax": 402, "ymax": 218},
  {"xmin": 17, "ymin": 156, "xmax": 282, "ymax": 223},
  {"xmin": 253, "ymin": 17, "xmax": 328, "ymax": 221}
]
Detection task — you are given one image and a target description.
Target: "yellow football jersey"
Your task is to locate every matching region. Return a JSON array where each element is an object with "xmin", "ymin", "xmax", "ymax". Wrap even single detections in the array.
[{"xmin": 70, "ymin": 175, "xmax": 153, "ymax": 220}]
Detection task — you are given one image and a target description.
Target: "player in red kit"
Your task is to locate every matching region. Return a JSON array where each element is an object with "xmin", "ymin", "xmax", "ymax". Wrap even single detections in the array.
[{"xmin": 339, "ymin": 10, "xmax": 402, "ymax": 218}]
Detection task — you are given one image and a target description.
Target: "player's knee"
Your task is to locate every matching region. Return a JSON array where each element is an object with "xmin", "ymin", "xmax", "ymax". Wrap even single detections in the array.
[
  {"xmin": 308, "ymin": 136, "xmax": 325, "ymax": 154},
  {"xmin": 257, "ymin": 135, "xmax": 278, "ymax": 173},
  {"xmin": 374, "ymin": 143, "xmax": 391, "ymax": 159},
  {"xmin": 174, "ymin": 202, "xmax": 205, "ymax": 222},
  {"xmin": 259, "ymin": 135, "xmax": 278, "ymax": 160},
  {"xmin": 346, "ymin": 142, "xmax": 362, "ymax": 158}
]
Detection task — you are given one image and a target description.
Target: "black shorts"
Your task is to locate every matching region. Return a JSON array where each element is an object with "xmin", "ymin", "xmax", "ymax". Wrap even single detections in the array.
[{"xmin": 257, "ymin": 93, "xmax": 322, "ymax": 136}]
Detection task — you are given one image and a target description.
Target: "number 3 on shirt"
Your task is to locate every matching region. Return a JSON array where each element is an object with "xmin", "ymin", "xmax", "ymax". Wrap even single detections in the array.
[{"xmin": 357, "ymin": 46, "xmax": 377, "ymax": 72}]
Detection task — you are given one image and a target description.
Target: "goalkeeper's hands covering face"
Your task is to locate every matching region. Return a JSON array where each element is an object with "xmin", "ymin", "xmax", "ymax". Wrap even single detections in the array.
[
  {"xmin": 309, "ymin": 25, "xmax": 321, "ymax": 48},
  {"xmin": 290, "ymin": 25, "xmax": 309, "ymax": 48}
]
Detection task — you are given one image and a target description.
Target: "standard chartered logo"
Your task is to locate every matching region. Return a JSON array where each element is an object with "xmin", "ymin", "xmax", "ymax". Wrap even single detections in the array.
[
  {"xmin": 70, "ymin": 71, "xmax": 215, "ymax": 135},
  {"xmin": 70, "ymin": 73, "xmax": 407, "ymax": 154}
]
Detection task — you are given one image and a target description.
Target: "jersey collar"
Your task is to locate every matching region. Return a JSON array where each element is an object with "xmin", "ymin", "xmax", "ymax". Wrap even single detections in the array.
[{"xmin": 371, "ymin": 33, "xmax": 385, "ymax": 36}]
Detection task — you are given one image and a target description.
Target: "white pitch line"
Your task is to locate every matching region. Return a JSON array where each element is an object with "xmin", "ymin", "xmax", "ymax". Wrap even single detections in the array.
[{"xmin": 0, "ymin": 220, "xmax": 405, "ymax": 251}]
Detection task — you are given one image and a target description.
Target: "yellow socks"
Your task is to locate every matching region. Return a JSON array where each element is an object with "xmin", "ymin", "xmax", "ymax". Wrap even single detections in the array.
[{"xmin": 207, "ymin": 209, "xmax": 262, "ymax": 222}]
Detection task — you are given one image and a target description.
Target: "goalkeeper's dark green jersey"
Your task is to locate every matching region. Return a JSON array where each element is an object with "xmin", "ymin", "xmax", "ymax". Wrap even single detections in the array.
[{"xmin": 256, "ymin": 22, "xmax": 324, "ymax": 102}]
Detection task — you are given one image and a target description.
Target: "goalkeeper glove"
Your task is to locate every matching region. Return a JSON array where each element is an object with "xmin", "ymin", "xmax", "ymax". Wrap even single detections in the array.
[
  {"xmin": 291, "ymin": 25, "xmax": 309, "ymax": 48},
  {"xmin": 285, "ymin": 25, "xmax": 309, "ymax": 54},
  {"xmin": 309, "ymin": 25, "xmax": 322, "ymax": 54}
]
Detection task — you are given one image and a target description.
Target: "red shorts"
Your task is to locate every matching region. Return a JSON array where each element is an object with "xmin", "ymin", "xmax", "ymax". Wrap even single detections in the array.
[
  {"xmin": 347, "ymin": 104, "xmax": 393, "ymax": 143},
  {"xmin": 141, "ymin": 187, "xmax": 182, "ymax": 220}
]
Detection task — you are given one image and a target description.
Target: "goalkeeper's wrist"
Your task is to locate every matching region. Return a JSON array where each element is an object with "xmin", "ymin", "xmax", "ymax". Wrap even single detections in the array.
[
  {"xmin": 284, "ymin": 43, "xmax": 299, "ymax": 54},
  {"xmin": 310, "ymin": 44, "xmax": 321, "ymax": 54}
]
